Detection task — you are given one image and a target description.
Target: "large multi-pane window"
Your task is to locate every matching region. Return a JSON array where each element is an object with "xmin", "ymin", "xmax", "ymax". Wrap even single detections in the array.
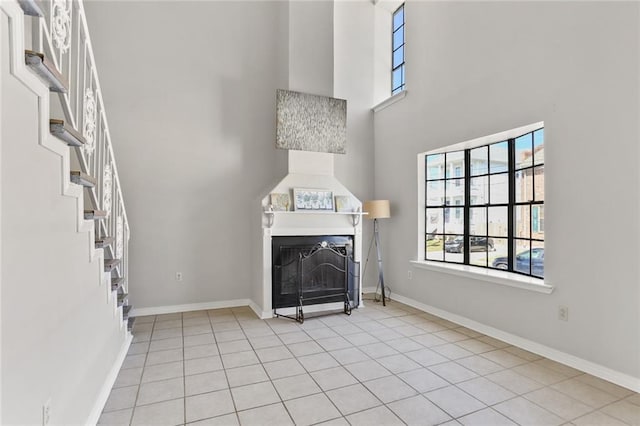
[
  {"xmin": 424, "ymin": 127, "xmax": 545, "ymax": 278},
  {"xmin": 392, "ymin": 4, "xmax": 405, "ymax": 95}
]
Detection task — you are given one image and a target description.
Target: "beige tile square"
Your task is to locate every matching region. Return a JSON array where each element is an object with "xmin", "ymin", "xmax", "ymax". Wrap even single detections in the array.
[
  {"xmin": 477, "ymin": 335, "xmax": 510, "ymax": 348},
  {"xmin": 121, "ymin": 354, "xmax": 147, "ymax": 370},
  {"xmin": 328, "ymin": 347, "xmax": 370, "ymax": 365},
  {"xmin": 188, "ymin": 413, "xmax": 239, "ymax": 425},
  {"xmin": 243, "ymin": 326, "xmax": 275, "ymax": 338},
  {"xmin": 221, "ymin": 350, "xmax": 260, "ymax": 369},
  {"xmin": 128, "ymin": 342, "xmax": 150, "ymax": 355},
  {"xmin": 154, "ymin": 319, "xmax": 182, "ymax": 331},
  {"xmin": 183, "ymin": 316, "xmax": 211, "ymax": 327},
  {"xmin": 376, "ymin": 353, "xmax": 421, "ymax": 374},
  {"xmin": 155, "ymin": 313, "xmax": 181, "ymax": 322},
  {"xmin": 330, "ymin": 324, "xmax": 363, "ymax": 335},
  {"xmin": 185, "ymin": 355, "xmax": 223, "ymax": 375},
  {"xmin": 458, "ymin": 408, "xmax": 517, "ymax": 426},
  {"xmin": 131, "ymin": 398, "xmax": 184, "ymax": 426},
  {"xmin": 456, "ymin": 338, "xmax": 497, "ymax": 354},
  {"xmin": 513, "ymin": 362, "xmax": 569, "ymax": 385},
  {"xmin": 576, "ymin": 374, "xmax": 635, "ymax": 399},
  {"xmin": 551, "ymin": 378, "xmax": 620, "ymax": 408},
  {"xmin": 137, "ymin": 377, "xmax": 184, "ymax": 406},
  {"xmin": 405, "ymin": 348, "xmax": 449, "ymax": 367},
  {"xmin": 184, "ymin": 343, "xmax": 218, "ymax": 360},
  {"xmin": 212, "ymin": 321, "xmax": 242, "ymax": 332},
  {"xmin": 186, "ymin": 389, "xmax": 235, "ymax": 423},
  {"xmin": 345, "ymin": 359, "xmax": 392, "ymax": 381},
  {"xmin": 428, "ymin": 361, "xmax": 478, "ymax": 383},
  {"xmin": 486, "ymin": 369, "xmax": 545, "ymax": 394},
  {"xmin": 287, "ymin": 340, "xmax": 324, "ymax": 357},
  {"xmin": 493, "ymin": 396, "xmax": 564, "ymax": 426},
  {"xmin": 215, "ymin": 330, "xmax": 247, "ymax": 343},
  {"xmin": 316, "ymin": 336, "xmax": 353, "ymax": 351},
  {"xmin": 524, "ymin": 387, "xmax": 592, "ymax": 420},
  {"xmin": 248, "ymin": 335, "xmax": 282, "ymax": 349},
  {"xmin": 306, "ymin": 327, "xmax": 339, "ymax": 340},
  {"xmin": 387, "ymin": 395, "xmax": 452, "ymax": 425},
  {"xmin": 600, "ymin": 400, "xmax": 640, "ymax": 425},
  {"xmin": 148, "ymin": 337, "xmax": 183, "ymax": 353},
  {"xmin": 456, "ymin": 354, "xmax": 504, "ymax": 375},
  {"xmin": 310, "ymin": 366, "xmax": 359, "ymax": 391},
  {"xmin": 298, "ymin": 352, "xmax": 340, "ymax": 372},
  {"xmin": 278, "ymin": 331, "xmax": 311, "ymax": 344},
  {"xmin": 133, "ymin": 331, "xmax": 152, "ymax": 343},
  {"xmin": 184, "ymin": 333, "xmax": 216, "ymax": 347},
  {"xmin": 272, "ymin": 373, "xmax": 321, "ymax": 400},
  {"xmin": 503, "ymin": 346, "xmax": 543, "ymax": 361},
  {"xmin": 425, "ymin": 385, "xmax": 486, "ymax": 418},
  {"xmin": 432, "ymin": 343, "xmax": 474, "ymax": 360},
  {"xmin": 572, "ymin": 411, "xmax": 628, "ymax": 426},
  {"xmin": 185, "ymin": 370, "xmax": 228, "ymax": 396},
  {"xmin": 141, "ymin": 361, "xmax": 183, "ymax": 383},
  {"xmin": 284, "ymin": 393, "xmax": 342, "ymax": 426},
  {"xmin": 231, "ymin": 381, "xmax": 281, "ymax": 411},
  {"xmin": 98, "ymin": 408, "xmax": 133, "ymax": 425},
  {"xmin": 237, "ymin": 402, "xmax": 294, "ymax": 426},
  {"xmin": 394, "ymin": 324, "xmax": 425, "ymax": 337},
  {"xmin": 534, "ymin": 358, "xmax": 583, "ymax": 377},
  {"xmin": 263, "ymin": 358, "xmax": 306, "ymax": 380},
  {"xmin": 363, "ymin": 375, "xmax": 417, "ymax": 403},
  {"xmin": 397, "ymin": 367, "xmax": 449, "ymax": 393},
  {"xmin": 146, "ymin": 348, "xmax": 183, "ymax": 367},
  {"xmin": 183, "ymin": 323, "xmax": 214, "ymax": 337},
  {"xmin": 255, "ymin": 345, "xmax": 293, "ymax": 363},
  {"xmin": 386, "ymin": 337, "xmax": 424, "ymax": 352},
  {"xmin": 218, "ymin": 339, "xmax": 252, "ymax": 354},
  {"xmin": 433, "ymin": 329, "xmax": 469, "ymax": 342},
  {"xmin": 359, "ymin": 342, "xmax": 399, "ymax": 359},
  {"xmin": 225, "ymin": 364, "xmax": 269, "ymax": 388},
  {"xmin": 457, "ymin": 377, "xmax": 516, "ymax": 405},
  {"xmin": 151, "ymin": 327, "xmax": 183, "ymax": 341},
  {"xmin": 345, "ymin": 405, "xmax": 404, "ymax": 426},
  {"xmin": 114, "ymin": 367, "xmax": 143, "ymax": 388},
  {"xmin": 347, "ymin": 332, "xmax": 380, "ymax": 346},
  {"xmin": 481, "ymin": 349, "xmax": 529, "ymax": 368},
  {"xmin": 182, "ymin": 310, "xmax": 208, "ymax": 319},
  {"xmin": 326, "ymin": 383, "xmax": 381, "ymax": 415},
  {"xmin": 103, "ymin": 385, "xmax": 138, "ymax": 412}
]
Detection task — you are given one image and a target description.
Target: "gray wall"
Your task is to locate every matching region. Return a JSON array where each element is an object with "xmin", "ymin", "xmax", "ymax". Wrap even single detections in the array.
[
  {"xmin": 374, "ymin": 2, "xmax": 640, "ymax": 380},
  {"xmin": 85, "ymin": 1, "xmax": 290, "ymax": 309}
]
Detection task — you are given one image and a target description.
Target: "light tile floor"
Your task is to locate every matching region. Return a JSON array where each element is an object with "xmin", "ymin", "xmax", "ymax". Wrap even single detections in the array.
[{"xmin": 99, "ymin": 300, "xmax": 640, "ymax": 426}]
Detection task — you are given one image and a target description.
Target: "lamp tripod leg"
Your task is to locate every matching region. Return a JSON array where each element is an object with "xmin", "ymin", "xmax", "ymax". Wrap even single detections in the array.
[{"xmin": 374, "ymin": 219, "xmax": 386, "ymax": 307}]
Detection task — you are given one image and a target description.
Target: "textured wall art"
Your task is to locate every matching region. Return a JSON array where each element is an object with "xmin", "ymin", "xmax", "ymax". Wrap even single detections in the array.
[{"xmin": 276, "ymin": 89, "xmax": 347, "ymax": 154}]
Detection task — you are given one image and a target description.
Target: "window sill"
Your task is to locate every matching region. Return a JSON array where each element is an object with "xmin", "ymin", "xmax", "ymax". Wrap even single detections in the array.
[
  {"xmin": 409, "ymin": 260, "xmax": 554, "ymax": 294},
  {"xmin": 372, "ymin": 90, "xmax": 407, "ymax": 113}
]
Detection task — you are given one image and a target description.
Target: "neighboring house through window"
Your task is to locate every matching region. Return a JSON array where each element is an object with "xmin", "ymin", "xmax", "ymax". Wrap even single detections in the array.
[{"xmin": 422, "ymin": 123, "xmax": 545, "ymax": 278}]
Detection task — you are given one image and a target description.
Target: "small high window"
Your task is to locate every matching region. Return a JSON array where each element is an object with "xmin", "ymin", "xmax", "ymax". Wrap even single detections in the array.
[{"xmin": 392, "ymin": 4, "xmax": 405, "ymax": 95}]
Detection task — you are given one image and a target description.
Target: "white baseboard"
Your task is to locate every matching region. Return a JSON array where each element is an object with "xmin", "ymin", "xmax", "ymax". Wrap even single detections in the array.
[
  {"xmin": 388, "ymin": 292, "xmax": 640, "ymax": 393},
  {"xmin": 130, "ymin": 299, "xmax": 253, "ymax": 317},
  {"xmin": 86, "ymin": 331, "xmax": 132, "ymax": 425}
]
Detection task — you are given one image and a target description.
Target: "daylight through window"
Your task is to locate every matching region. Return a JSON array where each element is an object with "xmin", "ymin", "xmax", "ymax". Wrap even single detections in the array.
[
  {"xmin": 392, "ymin": 4, "xmax": 405, "ymax": 95},
  {"xmin": 424, "ymin": 127, "xmax": 545, "ymax": 278}
]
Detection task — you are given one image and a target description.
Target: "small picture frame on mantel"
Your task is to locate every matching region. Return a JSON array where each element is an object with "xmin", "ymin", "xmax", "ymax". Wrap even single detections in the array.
[
  {"xmin": 270, "ymin": 192, "xmax": 291, "ymax": 211},
  {"xmin": 335, "ymin": 195, "xmax": 356, "ymax": 212},
  {"xmin": 293, "ymin": 188, "xmax": 334, "ymax": 211}
]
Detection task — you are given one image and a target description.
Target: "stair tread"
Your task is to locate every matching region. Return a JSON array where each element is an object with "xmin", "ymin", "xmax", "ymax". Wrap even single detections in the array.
[
  {"xmin": 111, "ymin": 276, "xmax": 125, "ymax": 291},
  {"xmin": 70, "ymin": 171, "xmax": 96, "ymax": 188},
  {"xmin": 18, "ymin": 0, "xmax": 44, "ymax": 16},
  {"xmin": 50, "ymin": 119, "xmax": 85, "ymax": 147},
  {"xmin": 95, "ymin": 236, "xmax": 114, "ymax": 249},
  {"xmin": 127, "ymin": 317, "xmax": 135, "ymax": 331},
  {"xmin": 104, "ymin": 258, "xmax": 120, "ymax": 272},
  {"xmin": 85, "ymin": 210, "xmax": 108, "ymax": 220},
  {"xmin": 25, "ymin": 50, "xmax": 68, "ymax": 93}
]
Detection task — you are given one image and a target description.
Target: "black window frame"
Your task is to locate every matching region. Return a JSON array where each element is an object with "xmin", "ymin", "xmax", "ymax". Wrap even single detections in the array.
[
  {"xmin": 424, "ymin": 128, "xmax": 545, "ymax": 278},
  {"xmin": 392, "ymin": 4, "xmax": 405, "ymax": 95}
]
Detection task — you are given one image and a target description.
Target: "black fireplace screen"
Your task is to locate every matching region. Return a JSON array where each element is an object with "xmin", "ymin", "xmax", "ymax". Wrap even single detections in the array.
[{"xmin": 272, "ymin": 235, "xmax": 359, "ymax": 310}]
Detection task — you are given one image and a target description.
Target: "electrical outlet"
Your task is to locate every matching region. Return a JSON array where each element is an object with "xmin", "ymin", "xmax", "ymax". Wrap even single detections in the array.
[
  {"xmin": 176, "ymin": 272, "xmax": 183, "ymax": 281},
  {"xmin": 558, "ymin": 305, "xmax": 569, "ymax": 321},
  {"xmin": 407, "ymin": 270, "xmax": 413, "ymax": 280},
  {"xmin": 43, "ymin": 398, "xmax": 51, "ymax": 425}
]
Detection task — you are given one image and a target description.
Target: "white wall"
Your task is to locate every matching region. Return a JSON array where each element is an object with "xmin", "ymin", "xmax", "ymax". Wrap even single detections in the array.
[
  {"xmin": 84, "ymin": 1, "xmax": 290, "ymax": 310},
  {"xmin": 1, "ymin": 9, "xmax": 128, "ymax": 424},
  {"xmin": 373, "ymin": 2, "xmax": 640, "ymax": 382}
]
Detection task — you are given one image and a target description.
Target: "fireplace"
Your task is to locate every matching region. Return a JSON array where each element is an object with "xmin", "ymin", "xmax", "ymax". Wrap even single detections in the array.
[{"xmin": 272, "ymin": 235, "xmax": 359, "ymax": 320}]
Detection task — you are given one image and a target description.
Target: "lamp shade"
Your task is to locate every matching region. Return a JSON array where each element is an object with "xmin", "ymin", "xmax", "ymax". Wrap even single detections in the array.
[{"xmin": 363, "ymin": 200, "xmax": 391, "ymax": 219}]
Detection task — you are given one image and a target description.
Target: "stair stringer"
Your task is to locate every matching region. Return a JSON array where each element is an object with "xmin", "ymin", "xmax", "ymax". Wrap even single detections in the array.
[{"xmin": 1, "ymin": 2, "xmax": 131, "ymax": 424}]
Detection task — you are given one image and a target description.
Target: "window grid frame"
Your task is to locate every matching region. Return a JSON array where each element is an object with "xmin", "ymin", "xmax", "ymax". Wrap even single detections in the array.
[
  {"xmin": 391, "ymin": 4, "xmax": 405, "ymax": 95},
  {"xmin": 424, "ymin": 128, "xmax": 544, "ymax": 278}
]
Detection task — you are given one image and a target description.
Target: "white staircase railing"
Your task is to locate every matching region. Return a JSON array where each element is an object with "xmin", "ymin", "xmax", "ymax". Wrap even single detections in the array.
[{"xmin": 22, "ymin": 0, "xmax": 130, "ymax": 321}]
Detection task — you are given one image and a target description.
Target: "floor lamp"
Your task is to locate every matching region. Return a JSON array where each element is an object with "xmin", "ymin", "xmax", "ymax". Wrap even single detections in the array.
[{"xmin": 363, "ymin": 200, "xmax": 391, "ymax": 306}]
